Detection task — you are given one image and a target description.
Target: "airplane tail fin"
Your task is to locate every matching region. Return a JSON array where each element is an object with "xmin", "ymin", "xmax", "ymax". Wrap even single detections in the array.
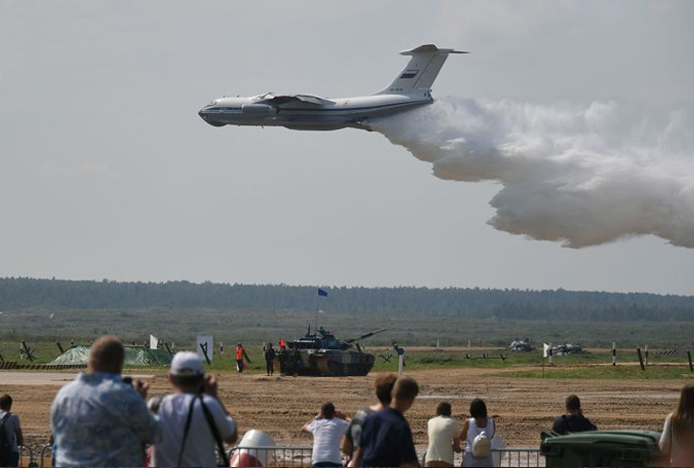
[{"xmin": 376, "ymin": 44, "xmax": 468, "ymax": 95}]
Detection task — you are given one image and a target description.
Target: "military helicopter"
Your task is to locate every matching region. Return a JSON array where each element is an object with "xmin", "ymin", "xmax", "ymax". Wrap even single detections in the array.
[
  {"xmin": 552, "ymin": 343, "xmax": 584, "ymax": 356},
  {"xmin": 509, "ymin": 338, "xmax": 534, "ymax": 352}
]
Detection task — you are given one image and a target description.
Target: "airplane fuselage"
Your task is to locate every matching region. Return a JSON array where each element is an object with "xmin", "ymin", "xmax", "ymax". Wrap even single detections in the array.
[
  {"xmin": 199, "ymin": 44, "xmax": 466, "ymax": 132},
  {"xmin": 198, "ymin": 91, "xmax": 432, "ymax": 131}
]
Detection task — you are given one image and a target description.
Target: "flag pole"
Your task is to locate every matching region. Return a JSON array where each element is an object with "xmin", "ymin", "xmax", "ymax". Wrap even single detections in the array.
[{"xmin": 315, "ymin": 291, "xmax": 319, "ymax": 333}]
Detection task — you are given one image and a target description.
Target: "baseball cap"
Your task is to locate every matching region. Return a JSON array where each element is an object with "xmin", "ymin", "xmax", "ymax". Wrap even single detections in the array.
[{"xmin": 170, "ymin": 351, "xmax": 204, "ymax": 377}]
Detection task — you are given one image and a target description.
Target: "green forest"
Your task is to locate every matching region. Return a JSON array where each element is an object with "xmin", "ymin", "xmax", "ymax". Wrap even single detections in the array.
[
  {"xmin": 1, "ymin": 278, "xmax": 693, "ymax": 347},
  {"xmin": 1, "ymin": 277, "xmax": 693, "ymax": 321}
]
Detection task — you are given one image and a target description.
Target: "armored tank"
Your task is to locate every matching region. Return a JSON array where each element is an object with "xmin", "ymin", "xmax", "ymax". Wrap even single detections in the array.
[{"xmin": 281, "ymin": 327, "xmax": 386, "ymax": 377}]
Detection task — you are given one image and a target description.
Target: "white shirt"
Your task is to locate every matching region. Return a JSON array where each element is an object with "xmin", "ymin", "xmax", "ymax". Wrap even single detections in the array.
[
  {"xmin": 0, "ymin": 411, "xmax": 21, "ymax": 452},
  {"xmin": 426, "ymin": 415, "xmax": 460, "ymax": 464},
  {"xmin": 307, "ymin": 418, "xmax": 349, "ymax": 465},
  {"xmin": 152, "ymin": 393, "xmax": 236, "ymax": 468},
  {"xmin": 465, "ymin": 417, "xmax": 494, "ymax": 453}
]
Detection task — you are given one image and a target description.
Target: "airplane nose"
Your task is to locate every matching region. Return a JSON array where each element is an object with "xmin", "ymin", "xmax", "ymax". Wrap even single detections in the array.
[{"xmin": 198, "ymin": 108, "xmax": 225, "ymax": 127}]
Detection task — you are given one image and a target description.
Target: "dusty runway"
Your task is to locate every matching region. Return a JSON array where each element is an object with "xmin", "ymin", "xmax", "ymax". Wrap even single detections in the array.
[
  {"xmin": 0, "ymin": 367, "xmax": 678, "ymax": 455},
  {"xmin": 0, "ymin": 371, "xmax": 155, "ymax": 386}
]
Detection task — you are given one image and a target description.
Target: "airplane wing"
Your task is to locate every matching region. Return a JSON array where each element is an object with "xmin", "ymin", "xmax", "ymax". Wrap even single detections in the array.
[{"xmin": 257, "ymin": 93, "xmax": 334, "ymax": 107}]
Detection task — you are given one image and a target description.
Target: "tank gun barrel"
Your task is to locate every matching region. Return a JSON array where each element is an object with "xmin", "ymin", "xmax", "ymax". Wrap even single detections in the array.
[{"xmin": 345, "ymin": 328, "xmax": 386, "ymax": 344}]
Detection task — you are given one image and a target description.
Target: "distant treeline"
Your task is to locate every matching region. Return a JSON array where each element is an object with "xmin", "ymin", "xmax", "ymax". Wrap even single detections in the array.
[{"xmin": 1, "ymin": 278, "xmax": 693, "ymax": 322}]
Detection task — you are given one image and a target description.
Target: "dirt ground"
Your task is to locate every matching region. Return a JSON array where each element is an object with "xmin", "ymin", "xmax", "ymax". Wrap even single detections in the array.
[{"xmin": 0, "ymin": 366, "xmax": 679, "ymax": 456}]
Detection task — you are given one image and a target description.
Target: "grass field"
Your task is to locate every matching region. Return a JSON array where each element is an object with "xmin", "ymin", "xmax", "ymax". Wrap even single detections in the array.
[
  {"xmin": 372, "ymin": 348, "xmax": 694, "ymax": 375},
  {"xmin": 3, "ymin": 306, "xmax": 694, "ymax": 349},
  {"xmin": 3, "ymin": 338, "xmax": 694, "ymax": 380}
]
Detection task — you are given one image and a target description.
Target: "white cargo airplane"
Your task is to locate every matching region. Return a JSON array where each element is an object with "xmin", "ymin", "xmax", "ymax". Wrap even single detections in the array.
[{"xmin": 198, "ymin": 44, "xmax": 467, "ymax": 131}]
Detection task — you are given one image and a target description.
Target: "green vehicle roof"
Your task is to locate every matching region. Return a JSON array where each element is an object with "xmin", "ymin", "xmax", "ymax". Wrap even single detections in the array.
[
  {"xmin": 541, "ymin": 430, "xmax": 662, "ymax": 467},
  {"xmin": 543, "ymin": 430, "xmax": 660, "ymax": 448}
]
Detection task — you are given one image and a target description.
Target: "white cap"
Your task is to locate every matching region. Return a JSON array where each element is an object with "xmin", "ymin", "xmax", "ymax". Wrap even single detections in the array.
[{"xmin": 170, "ymin": 351, "xmax": 204, "ymax": 377}]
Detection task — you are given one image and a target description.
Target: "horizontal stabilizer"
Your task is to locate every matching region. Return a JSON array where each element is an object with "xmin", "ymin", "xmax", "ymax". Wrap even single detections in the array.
[{"xmin": 400, "ymin": 44, "xmax": 469, "ymax": 56}]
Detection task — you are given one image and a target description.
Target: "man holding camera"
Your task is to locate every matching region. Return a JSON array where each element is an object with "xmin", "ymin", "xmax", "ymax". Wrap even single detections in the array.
[
  {"xmin": 50, "ymin": 336, "xmax": 161, "ymax": 467},
  {"xmin": 152, "ymin": 352, "xmax": 238, "ymax": 467}
]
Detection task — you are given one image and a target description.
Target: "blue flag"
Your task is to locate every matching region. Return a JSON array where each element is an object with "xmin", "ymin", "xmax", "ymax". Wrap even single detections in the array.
[{"xmin": 318, "ymin": 288, "xmax": 328, "ymax": 297}]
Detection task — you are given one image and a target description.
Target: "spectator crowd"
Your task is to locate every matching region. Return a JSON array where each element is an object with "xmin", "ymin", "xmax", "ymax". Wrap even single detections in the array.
[{"xmin": 1, "ymin": 334, "xmax": 693, "ymax": 467}]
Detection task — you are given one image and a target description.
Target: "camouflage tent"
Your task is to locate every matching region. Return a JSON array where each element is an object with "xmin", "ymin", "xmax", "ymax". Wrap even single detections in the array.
[{"xmin": 50, "ymin": 345, "xmax": 172, "ymax": 366}]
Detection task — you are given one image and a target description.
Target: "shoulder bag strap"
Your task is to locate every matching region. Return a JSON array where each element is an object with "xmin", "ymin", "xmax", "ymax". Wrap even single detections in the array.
[
  {"xmin": 489, "ymin": 418, "xmax": 495, "ymax": 440},
  {"xmin": 0, "ymin": 413, "xmax": 10, "ymax": 429},
  {"xmin": 199, "ymin": 397, "xmax": 230, "ymax": 467},
  {"xmin": 177, "ymin": 396, "xmax": 197, "ymax": 467}
]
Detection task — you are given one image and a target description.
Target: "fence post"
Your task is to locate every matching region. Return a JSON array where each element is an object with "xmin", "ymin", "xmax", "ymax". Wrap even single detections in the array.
[
  {"xmin": 19, "ymin": 446, "xmax": 35, "ymax": 468},
  {"xmin": 688, "ymin": 350, "xmax": 693, "ymax": 372},
  {"xmin": 40, "ymin": 444, "xmax": 53, "ymax": 468},
  {"xmin": 636, "ymin": 348, "xmax": 645, "ymax": 371}
]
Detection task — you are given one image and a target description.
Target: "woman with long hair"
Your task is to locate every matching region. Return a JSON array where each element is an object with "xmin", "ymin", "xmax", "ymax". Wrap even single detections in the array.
[
  {"xmin": 460, "ymin": 398, "xmax": 498, "ymax": 467},
  {"xmin": 659, "ymin": 384, "xmax": 694, "ymax": 466}
]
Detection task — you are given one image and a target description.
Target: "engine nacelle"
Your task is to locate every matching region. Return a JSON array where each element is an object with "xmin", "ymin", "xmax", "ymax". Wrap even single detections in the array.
[{"xmin": 241, "ymin": 104, "xmax": 278, "ymax": 115}]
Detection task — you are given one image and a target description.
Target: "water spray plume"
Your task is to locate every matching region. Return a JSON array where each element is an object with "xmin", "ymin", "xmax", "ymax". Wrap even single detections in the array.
[{"xmin": 372, "ymin": 98, "xmax": 694, "ymax": 248}]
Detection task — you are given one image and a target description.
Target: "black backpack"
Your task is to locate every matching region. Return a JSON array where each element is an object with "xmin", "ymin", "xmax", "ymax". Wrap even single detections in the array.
[{"xmin": 0, "ymin": 412, "xmax": 11, "ymax": 460}]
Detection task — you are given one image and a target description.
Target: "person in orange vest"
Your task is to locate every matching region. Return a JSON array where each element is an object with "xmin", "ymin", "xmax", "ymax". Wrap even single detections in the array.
[
  {"xmin": 235, "ymin": 343, "xmax": 251, "ymax": 373},
  {"xmin": 278, "ymin": 338, "xmax": 288, "ymax": 374}
]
